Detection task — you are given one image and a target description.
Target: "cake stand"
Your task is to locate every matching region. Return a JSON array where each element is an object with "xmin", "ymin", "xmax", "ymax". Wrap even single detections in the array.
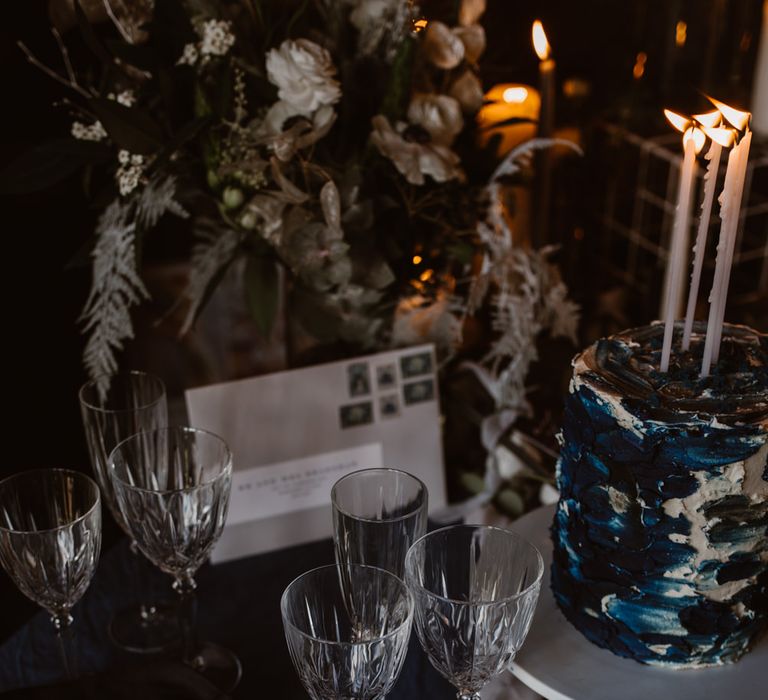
[{"xmin": 509, "ymin": 504, "xmax": 768, "ymax": 700}]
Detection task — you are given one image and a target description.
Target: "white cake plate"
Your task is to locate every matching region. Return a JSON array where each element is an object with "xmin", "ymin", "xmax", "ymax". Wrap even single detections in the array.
[{"xmin": 509, "ymin": 504, "xmax": 768, "ymax": 700}]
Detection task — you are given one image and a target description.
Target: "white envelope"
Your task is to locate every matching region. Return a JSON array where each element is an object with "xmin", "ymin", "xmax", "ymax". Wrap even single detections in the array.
[{"xmin": 185, "ymin": 343, "xmax": 446, "ymax": 563}]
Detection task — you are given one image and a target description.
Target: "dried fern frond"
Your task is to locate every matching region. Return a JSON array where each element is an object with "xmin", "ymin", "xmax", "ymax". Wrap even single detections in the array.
[
  {"xmin": 135, "ymin": 175, "xmax": 189, "ymax": 229},
  {"xmin": 180, "ymin": 222, "xmax": 242, "ymax": 335},
  {"xmin": 80, "ymin": 200, "xmax": 149, "ymax": 400}
]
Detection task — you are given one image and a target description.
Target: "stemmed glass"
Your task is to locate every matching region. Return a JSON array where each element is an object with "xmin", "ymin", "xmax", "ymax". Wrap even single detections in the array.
[
  {"xmin": 0, "ymin": 469, "xmax": 101, "ymax": 678},
  {"xmin": 281, "ymin": 564, "xmax": 414, "ymax": 700},
  {"xmin": 331, "ymin": 468, "xmax": 428, "ymax": 580},
  {"xmin": 405, "ymin": 525, "xmax": 543, "ymax": 700},
  {"xmin": 79, "ymin": 370, "xmax": 176, "ymax": 653},
  {"xmin": 109, "ymin": 426, "xmax": 241, "ymax": 692}
]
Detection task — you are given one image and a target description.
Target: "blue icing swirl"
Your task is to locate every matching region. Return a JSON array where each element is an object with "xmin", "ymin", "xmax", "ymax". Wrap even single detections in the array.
[{"xmin": 551, "ymin": 323, "xmax": 768, "ymax": 668}]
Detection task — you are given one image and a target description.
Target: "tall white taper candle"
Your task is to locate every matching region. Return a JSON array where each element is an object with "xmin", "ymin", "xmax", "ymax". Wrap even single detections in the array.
[
  {"xmin": 700, "ymin": 129, "xmax": 752, "ymax": 376},
  {"xmin": 661, "ymin": 131, "xmax": 697, "ymax": 372},
  {"xmin": 682, "ymin": 140, "xmax": 721, "ymax": 350}
]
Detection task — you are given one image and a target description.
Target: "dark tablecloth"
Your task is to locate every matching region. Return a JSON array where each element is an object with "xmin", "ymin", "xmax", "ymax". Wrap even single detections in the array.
[{"xmin": 0, "ymin": 536, "xmax": 455, "ymax": 698}]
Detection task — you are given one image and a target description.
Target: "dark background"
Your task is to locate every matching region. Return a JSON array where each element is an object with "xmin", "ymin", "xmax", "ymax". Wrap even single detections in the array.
[{"xmin": 0, "ymin": 0, "xmax": 763, "ymax": 644}]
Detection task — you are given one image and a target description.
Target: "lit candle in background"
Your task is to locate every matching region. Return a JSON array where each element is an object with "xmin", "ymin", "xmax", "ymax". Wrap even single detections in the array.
[
  {"xmin": 701, "ymin": 101, "xmax": 752, "ymax": 376},
  {"xmin": 532, "ymin": 20, "xmax": 555, "ymax": 248},
  {"xmin": 681, "ymin": 111, "xmax": 728, "ymax": 351},
  {"xmin": 661, "ymin": 111, "xmax": 705, "ymax": 373},
  {"xmin": 476, "ymin": 84, "xmax": 541, "ymax": 157},
  {"xmin": 532, "ymin": 20, "xmax": 555, "ymax": 138}
]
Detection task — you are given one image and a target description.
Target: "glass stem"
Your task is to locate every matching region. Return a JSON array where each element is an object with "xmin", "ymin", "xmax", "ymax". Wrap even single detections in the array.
[
  {"xmin": 52, "ymin": 613, "xmax": 76, "ymax": 680},
  {"xmin": 457, "ymin": 694, "xmax": 481, "ymax": 700},
  {"xmin": 174, "ymin": 573, "xmax": 199, "ymax": 669},
  {"xmin": 129, "ymin": 539, "xmax": 158, "ymax": 622}
]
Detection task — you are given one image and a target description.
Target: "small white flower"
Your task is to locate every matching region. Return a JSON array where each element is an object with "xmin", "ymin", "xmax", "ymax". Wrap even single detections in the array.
[
  {"xmin": 177, "ymin": 42, "xmax": 199, "ymax": 66},
  {"xmin": 115, "ymin": 151, "xmax": 146, "ymax": 196},
  {"xmin": 265, "ymin": 39, "xmax": 341, "ymax": 118},
  {"xmin": 72, "ymin": 120, "xmax": 108, "ymax": 142},
  {"xmin": 407, "ymin": 94, "xmax": 464, "ymax": 147},
  {"xmin": 109, "ymin": 90, "xmax": 136, "ymax": 107},
  {"xmin": 422, "ymin": 21, "xmax": 465, "ymax": 69},
  {"xmin": 200, "ymin": 19, "xmax": 235, "ymax": 57},
  {"xmin": 370, "ymin": 115, "xmax": 462, "ymax": 186},
  {"xmin": 118, "ymin": 167, "xmax": 142, "ymax": 196}
]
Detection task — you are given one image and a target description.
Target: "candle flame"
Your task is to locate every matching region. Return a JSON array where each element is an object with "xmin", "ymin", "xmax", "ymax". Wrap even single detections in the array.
[
  {"xmin": 693, "ymin": 110, "xmax": 721, "ymax": 128},
  {"xmin": 632, "ymin": 52, "xmax": 647, "ymax": 79},
  {"xmin": 503, "ymin": 86, "xmax": 529, "ymax": 103},
  {"xmin": 684, "ymin": 127, "xmax": 706, "ymax": 154},
  {"xmin": 707, "ymin": 96, "xmax": 751, "ymax": 131},
  {"xmin": 664, "ymin": 109, "xmax": 692, "ymax": 133},
  {"xmin": 675, "ymin": 21, "xmax": 687, "ymax": 47},
  {"xmin": 701, "ymin": 126, "xmax": 736, "ymax": 148},
  {"xmin": 532, "ymin": 20, "xmax": 551, "ymax": 61}
]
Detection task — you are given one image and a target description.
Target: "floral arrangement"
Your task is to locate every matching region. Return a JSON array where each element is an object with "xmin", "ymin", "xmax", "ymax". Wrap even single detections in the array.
[{"xmin": 9, "ymin": 0, "xmax": 580, "ymax": 507}]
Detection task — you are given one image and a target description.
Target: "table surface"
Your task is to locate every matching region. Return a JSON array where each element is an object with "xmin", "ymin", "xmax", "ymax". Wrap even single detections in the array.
[
  {"xmin": 0, "ymin": 533, "xmax": 457, "ymax": 698},
  {"xmin": 511, "ymin": 505, "xmax": 768, "ymax": 700}
]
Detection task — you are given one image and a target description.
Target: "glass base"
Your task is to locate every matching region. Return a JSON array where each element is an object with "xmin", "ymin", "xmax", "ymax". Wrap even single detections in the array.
[
  {"xmin": 108, "ymin": 602, "xmax": 180, "ymax": 654},
  {"xmin": 188, "ymin": 642, "xmax": 242, "ymax": 693}
]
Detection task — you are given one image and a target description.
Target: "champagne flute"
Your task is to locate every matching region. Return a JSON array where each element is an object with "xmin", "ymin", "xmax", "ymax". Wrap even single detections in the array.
[{"xmin": 79, "ymin": 370, "xmax": 177, "ymax": 653}]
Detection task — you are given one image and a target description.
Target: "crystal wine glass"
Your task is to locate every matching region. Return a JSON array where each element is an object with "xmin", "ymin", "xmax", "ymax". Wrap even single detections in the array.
[
  {"xmin": 79, "ymin": 370, "xmax": 176, "ymax": 653},
  {"xmin": 332, "ymin": 468, "xmax": 427, "ymax": 580},
  {"xmin": 281, "ymin": 564, "xmax": 414, "ymax": 700},
  {"xmin": 109, "ymin": 426, "xmax": 241, "ymax": 692},
  {"xmin": 0, "ymin": 469, "xmax": 101, "ymax": 677},
  {"xmin": 405, "ymin": 525, "xmax": 543, "ymax": 700}
]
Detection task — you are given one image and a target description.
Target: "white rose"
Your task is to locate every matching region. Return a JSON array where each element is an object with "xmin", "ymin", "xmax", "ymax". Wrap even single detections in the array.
[
  {"xmin": 266, "ymin": 39, "xmax": 342, "ymax": 117},
  {"xmin": 407, "ymin": 94, "xmax": 464, "ymax": 147},
  {"xmin": 422, "ymin": 21, "xmax": 465, "ymax": 70}
]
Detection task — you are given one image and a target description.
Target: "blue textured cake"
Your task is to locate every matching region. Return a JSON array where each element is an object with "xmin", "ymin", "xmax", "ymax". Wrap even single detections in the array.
[{"xmin": 551, "ymin": 322, "xmax": 768, "ymax": 668}]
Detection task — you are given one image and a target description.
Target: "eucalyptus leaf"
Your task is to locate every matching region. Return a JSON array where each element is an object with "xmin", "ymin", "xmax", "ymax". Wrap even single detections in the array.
[
  {"xmin": 244, "ymin": 255, "xmax": 280, "ymax": 337},
  {"xmin": 460, "ymin": 472, "xmax": 486, "ymax": 496},
  {"xmin": 496, "ymin": 488, "xmax": 525, "ymax": 517},
  {"xmin": 89, "ymin": 98, "xmax": 164, "ymax": 155}
]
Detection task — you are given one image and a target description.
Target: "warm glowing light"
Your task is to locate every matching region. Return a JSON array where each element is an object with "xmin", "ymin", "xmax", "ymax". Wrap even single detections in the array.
[
  {"xmin": 503, "ymin": 86, "xmax": 529, "ymax": 103},
  {"xmin": 675, "ymin": 21, "xmax": 687, "ymax": 47},
  {"xmin": 632, "ymin": 52, "xmax": 647, "ymax": 79},
  {"xmin": 708, "ymin": 97, "xmax": 751, "ymax": 131},
  {"xmin": 694, "ymin": 110, "xmax": 721, "ymax": 128},
  {"xmin": 664, "ymin": 109, "xmax": 692, "ymax": 133},
  {"xmin": 412, "ymin": 255, "xmax": 423, "ymax": 265},
  {"xmin": 684, "ymin": 126, "xmax": 707, "ymax": 154},
  {"xmin": 419, "ymin": 269, "xmax": 434, "ymax": 282},
  {"xmin": 413, "ymin": 18, "xmax": 428, "ymax": 32},
  {"xmin": 532, "ymin": 20, "xmax": 551, "ymax": 61},
  {"xmin": 701, "ymin": 126, "xmax": 736, "ymax": 148}
]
